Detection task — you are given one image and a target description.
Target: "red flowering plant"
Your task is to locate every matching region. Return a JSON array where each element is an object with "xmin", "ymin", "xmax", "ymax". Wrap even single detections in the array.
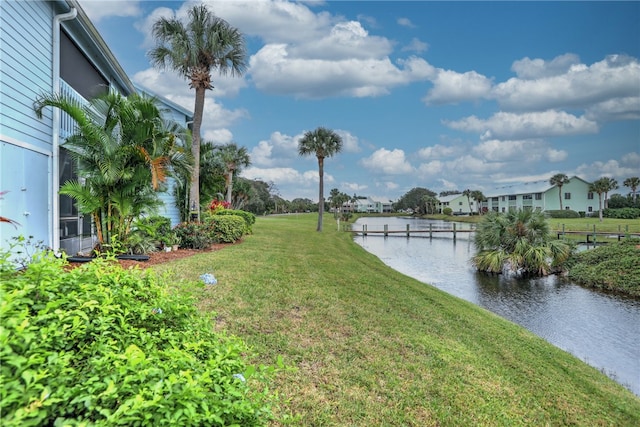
[{"xmin": 209, "ymin": 199, "xmax": 231, "ymax": 214}]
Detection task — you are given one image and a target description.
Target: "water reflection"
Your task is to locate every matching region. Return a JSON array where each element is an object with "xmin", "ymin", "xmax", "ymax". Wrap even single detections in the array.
[{"xmin": 354, "ymin": 217, "xmax": 640, "ymax": 396}]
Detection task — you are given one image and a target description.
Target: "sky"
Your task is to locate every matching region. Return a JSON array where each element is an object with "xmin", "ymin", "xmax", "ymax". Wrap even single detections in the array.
[{"xmin": 78, "ymin": 0, "xmax": 640, "ymax": 202}]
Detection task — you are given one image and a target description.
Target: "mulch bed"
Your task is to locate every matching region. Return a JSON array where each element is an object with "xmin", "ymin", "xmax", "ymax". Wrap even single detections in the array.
[{"xmin": 66, "ymin": 243, "xmax": 233, "ymax": 270}]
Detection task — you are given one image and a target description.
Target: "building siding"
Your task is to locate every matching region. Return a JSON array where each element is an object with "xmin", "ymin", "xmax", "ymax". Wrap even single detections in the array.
[{"xmin": 1, "ymin": 0, "xmax": 55, "ymax": 151}]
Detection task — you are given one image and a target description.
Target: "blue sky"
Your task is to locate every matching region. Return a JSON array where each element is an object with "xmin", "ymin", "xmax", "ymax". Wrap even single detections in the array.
[{"xmin": 79, "ymin": 0, "xmax": 640, "ymax": 202}]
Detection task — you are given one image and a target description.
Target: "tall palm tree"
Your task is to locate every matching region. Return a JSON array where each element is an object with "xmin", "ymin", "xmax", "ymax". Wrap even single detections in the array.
[
  {"xmin": 473, "ymin": 210, "xmax": 572, "ymax": 276},
  {"xmin": 462, "ymin": 189, "xmax": 472, "ymax": 214},
  {"xmin": 623, "ymin": 176, "xmax": 640, "ymax": 203},
  {"xmin": 602, "ymin": 177, "xmax": 618, "ymax": 209},
  {"xmin": 149, "ymin": 4, "xmax": 247, "ymax": 220},
  {"xmin": 298, "ymin": 127, "xmax": 343, "ymax": 231},
  {"xmin": 215, "ymin": 143, "xmax": 251, "ymax": 204},
  {"xmin": 589, "ymin": 177, "xmax": 610, "ymax": 222},
  {"xmin": 549, "ymin": 173, "xmax": 570, "ymax": 210},
  {"xmin": 470, "ymin": 190, "xmax": 486, "ymax": 215}
]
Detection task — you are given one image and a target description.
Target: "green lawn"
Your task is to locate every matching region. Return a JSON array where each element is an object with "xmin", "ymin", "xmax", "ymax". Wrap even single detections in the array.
[{"xmin": 153, "ymin": 213, "xmax": 640, "ymax": 426}]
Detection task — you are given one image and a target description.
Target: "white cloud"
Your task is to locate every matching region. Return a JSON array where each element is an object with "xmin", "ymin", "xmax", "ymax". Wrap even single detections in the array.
[
  {"xmin": 423, "ymin": 69, "xmax": 493, "ymax": 104},
  {"xmin": 437, "ymin": 179, "xmax": 458, "ymax": 190},
  {"xmin": 585, "ymin": 96, "xmax": 640, "ymax": 121},
  {"xmin": 402, "ymin": 38, "xmax": 429, "ymax": 53},
  {"xmin": 546, "ymin": 148, "xmax": 568, "ymax": 163},
  {"xmin": 203, "ymin": 129, "xmax": 234, "ymax": 144},
  {"xmin": 335, "ymin": 130, "xmax": 361, "ymax": 153},
  {"xmin": 249, "ymin": 131, "xmax": 303, "ymax": 167},
  {"xmin": 397, "ymin": 17, "xmax": 416, "ymax": 28},
  {"xmin": 575, "ymin": 158, "xmax": 640, "ymax": 183},
  {"xmin": 78, "ymin": 0, "xmax": 142, "ymax": 22},
  {"xmin": 511, "ymin": 53, "xmax": 581, "ymax": 80},
  {"xmin": 493, "ymin": 55, "xmax": 640, "ymax": 113},
  {"xmin": 417, "ymin": 160, "xmax": 444, "ymax": 176},
  {"xmin": 417, "ymin": 144, "xmax": 456, "ymax": 160},
  {"xmin": 445, "ymin": 110, "xmax": 599, "ymax": 140},
  {"xmin": 343, "ymin": 182, "xmax": 368, "ymax": 192},
  {"xmin": 360, "ymin": 148, "xmax": 414, "ymax": 174}
]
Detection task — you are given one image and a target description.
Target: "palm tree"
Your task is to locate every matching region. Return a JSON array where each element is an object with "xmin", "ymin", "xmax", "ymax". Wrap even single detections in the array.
[
  {"xmin": 470, "ymin": 190, "xmax": 486, "ymax": 215},
  {"xmin": 462, "ymin": 189, "xmax": 472, "ymax": 214},
  {"xmin": 603, "ymin": 177, "xmax": 618, "ymax": 209},
  {"xmin": 623, "ymin": 177, "xmax": 640, "ymax": 203},
  {"xmin": 589, "ymin": 177, "xmax": 610, "ymax": 222},
  {"xmin": 149, "ymin": 4, "xmax": 247, "ymax": 221},
  {"xmin": 215, "ymin": 143, "xmax": 251, "ymax": 205},
  {"xmin": 549, "ymin": 173, "xmax": 570, "ymax": 210},
  {"xmin": 34, "ymin": 91, "xmax": 190, "ymax": 248},
  {"xmin": 298, "ymin": 127, "xmax": 343, "ymax": 231},
  {"xmin": 473, "ymin": 210, "xmax": 573, "ymax": 276}
]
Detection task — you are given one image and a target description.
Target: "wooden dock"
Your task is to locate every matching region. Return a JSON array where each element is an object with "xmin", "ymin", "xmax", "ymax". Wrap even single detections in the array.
[
  {"xmin": 556, "ymin": 230, "xmax": 640, "ymax": 243},
  {"xmin": 348, "ymin": 223, "xmax": 474, "ymax": 238}
]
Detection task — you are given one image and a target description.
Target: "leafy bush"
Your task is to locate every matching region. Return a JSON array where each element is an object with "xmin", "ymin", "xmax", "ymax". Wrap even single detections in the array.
[
  {"xmin": 442, "ymin": 207, "xmax": 453, "ymax": 216},
  {"xmin": 205, "ymin": 215, "xmax": 246, "ymax": 243},
  {"xmin": 0, "ymin": 251, "xmax": 276, "ymax": 426},
  {"xmin": 545, "ymin": 209, "xmax": 581, "ymax": 218},
  {"xmin": 566, "ymin": 239, "xmax": 640, "ymax": 296},
  {"xmin": 212, "ymin": 210, "xmax": 256, "ymax": 233},
  {"xmin": 174, "ymin": 222, "xmax": 215, "ymax": 249},
  {"xmin": 602, "ymin": 208, "xmax": 640, "ymax": 219}
]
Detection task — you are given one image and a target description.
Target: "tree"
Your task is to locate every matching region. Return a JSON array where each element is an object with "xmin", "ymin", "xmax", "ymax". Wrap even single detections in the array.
[
  {"xmin": 603, "ymin": 177, "xmax": 618, "ymax": 209},
  {"xmin": 421, "ymin": 195, "xmax": 438, "ymax": 215},
  {"xmin": 149, "ymin": 4, "xmax": 247, "ymax": 221},
  {"xmin": 394, "ymin": 188, "xmax": 437, "ymax": 212},
  {"xmin": 34, "ymin": 91, "xmax": 191, "ymax": 248},
  {"xmin": 298, "ymin": 127, "xmax": 343, "ymax": 231},
  {"xmin": 549, "ymin": 173, "xmax": 570, "ymax": 210},
  {"xmin": 470, "ymin": 190, "xmax": 486, "ymax": 215},
  {"xmin": 214, "ymin": 143, "xmax": 251, "ymax": 205},
  {"xmin": 462, "ymin": 189, "xmax": 473, "ymax": 214},
  {"xmin": 473, "ymin": 210, "xmax": 573, "ymax": 276},
  {"xmin": 623, "ymin": 177, "xmax": 640, "ymax": 203},
  {"xmin": 589, "ymin": 177, "xmax": 610, "ymax": 222}
]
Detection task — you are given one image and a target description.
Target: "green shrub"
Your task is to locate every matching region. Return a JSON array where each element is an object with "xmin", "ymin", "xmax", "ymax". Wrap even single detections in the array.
[
  {"xmin": 0, "ymin": 251, "xmax": 276, "ymax": 426},
  {"xmin": 602, "ymin": 207, "xmax": 640, "ymax": 219},
  {"xmin": 545, "ymin": 209, "xmax": 580, "ymax": 218},
  {"xmin": 206, "ymin": 215, "xmax": 246, "ymax": 243},
  {"xmin": 442, "ymin": 207, "xmax": 453, "ymax": 216},
  {"xmin": 211, "ymin": 210, "xmax": 256, "ymax": 233},
  {"xmin": 174, "ymin": 222, "xmax": 214, "ymax": 249},
  {"xmin": 566, "ymin": 239, "xmax": 640, "ymax": 296}
]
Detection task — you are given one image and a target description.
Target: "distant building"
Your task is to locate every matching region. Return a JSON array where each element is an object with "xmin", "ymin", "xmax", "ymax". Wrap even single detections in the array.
[
  {"xmin": 481, "ymin": 176, "xmax": 597, "ymax": 215},
  {"xmin": 342, "ymin": 197, "xmax": 394, "ymax": 213},
  {"xmin": 437, "ymin": 194, "xmax": 473, "ymax": 215}
]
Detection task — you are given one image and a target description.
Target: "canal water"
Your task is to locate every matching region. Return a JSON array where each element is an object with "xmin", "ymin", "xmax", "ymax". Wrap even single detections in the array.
[{"xmin": 353, "ymin": 216, "xmax": 640, "ymax": 396}]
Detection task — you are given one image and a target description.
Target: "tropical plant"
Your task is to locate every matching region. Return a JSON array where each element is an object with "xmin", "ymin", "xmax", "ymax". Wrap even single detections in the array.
[
  {"xmin": 462, "ymin": 189, "xmax": 472, "ymax": 213},
  {"xmin": 472, "ymin": 210, "xmax": 573, "ymax": 276},
  {"xmin": 298, "ymin": 127, "xmax": 343, "ymax": 231},
  {"xmin": 149, "ymin": 4, "xmax": 247, "ymax": 221},
  {"xmin": 34, "ymin": 92, "xmax": 191, "ymax": 251},
  {"xmin": 602, "ymin": 177, "xmax": 618, "ymax": 209},
  {"xmin": 623, "ymin": 176, "xmax": 640, "ymax": 203},
  {"xmin": 211, "ymin": 142, "xmax": 251, "ymax": 204},
  {"xmin": 421, "ymin": 195, "xmax": 439, "ymax": 215},
  {"xmin": 589, "ymin": 177, "xmax": 615, "ymax": 222},
  {"xmin": 470, "ymin": 190, "xmax": 486, "ymax": 214},
  {"xmin": 394, "ymin": 187, "xmax": 437, "ymax": 212},
  {"xmin": 549, "ymin": 173, "xmax": 570, "ymax": 210}
]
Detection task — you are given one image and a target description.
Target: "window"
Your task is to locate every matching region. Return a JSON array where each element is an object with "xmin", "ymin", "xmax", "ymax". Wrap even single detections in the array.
[
  {"xmin": 523, "ymin": 194, "xmax": 532, "ymax": 200},
  {"xmin": 535, "ymin": 193, "xmax": 542, "ymax": 200},
  {"xmin": 459, "ymin": 201, "xmax": 462, "ymax": 206},
  {"xmin": 508, "ymin": 195, "xmax": 517, "ymax": 201},
  {"xmin": 501, "ymin": 196, "xmax": 505, "ymax": 201},
  {"xmin": 565, "ymin": 206, "xmax": 570, "ymax": 210},
  {"xmin": 564, "ymin": 192, "xmax": 571, "ymax": 199},
  {"xmin": 588, "ymin": 206, "xmax": 593, "ymax": 212},
  {"xmin": 588, "ymin": 192, "xmax": 594, "ymax": 200}
]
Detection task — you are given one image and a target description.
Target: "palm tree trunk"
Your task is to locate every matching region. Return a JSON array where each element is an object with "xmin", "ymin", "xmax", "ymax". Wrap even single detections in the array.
[
  {"xmin": 558, "ymin": 186, "xmax": 563, "ymax": 210},
  {"xmin": 598, "ymin": 194, "xmax": 604, "ymax": 222},
  {"xmin": 190, "ymin": 86, "xmax": 206, "ymax": 221},
  {"xmin": 225, "ymin": 170, "xmax": 234, "ymax": 204},
  {"xmin": 317, "ymin": 157, "xmax": 324, "ymax": 232}
]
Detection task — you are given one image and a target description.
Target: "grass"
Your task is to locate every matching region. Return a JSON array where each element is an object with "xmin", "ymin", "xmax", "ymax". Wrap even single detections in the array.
[{"xmin": 152, "ymin": 213, "xmax": 640, "ymax": 426}]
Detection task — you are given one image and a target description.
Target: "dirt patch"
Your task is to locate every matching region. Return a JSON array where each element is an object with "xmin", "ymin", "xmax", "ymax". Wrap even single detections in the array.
[{"xmin": 66, "ymin": 243, "xmax": 234, "ymax": 270}]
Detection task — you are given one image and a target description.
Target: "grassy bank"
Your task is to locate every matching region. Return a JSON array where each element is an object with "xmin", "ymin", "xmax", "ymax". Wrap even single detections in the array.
[{"xmin": 153, "ymin": 214, "xmax": 640, "ymax": 425}]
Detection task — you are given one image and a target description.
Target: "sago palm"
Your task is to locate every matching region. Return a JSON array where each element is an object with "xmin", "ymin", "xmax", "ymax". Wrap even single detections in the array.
[
  {"xmin": 149, "ymin": 4, "xmax": 247, "ymax": 220},
  {"xmin": 298, "ymin": 127, "xmax": 343, "ymax": 232}
]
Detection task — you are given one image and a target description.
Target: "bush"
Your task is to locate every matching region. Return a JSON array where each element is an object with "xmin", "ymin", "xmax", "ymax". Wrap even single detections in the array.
[
  {"xmin": 545, "ymin": 209, "xmax": 581, "ymax": 218},
  {"xmin": 602, "ymin": 207, "xmax": 640, "ymax": 219},
  {"xmin": 212, "ymin": 209, "xmax": 256, "ymax": 233},
  {"xmin": 442, "ymin": 207, "xmax": 453, "ymax": 216},
  {"xmin": 0, "ymin": 251, "xmax": 276, "ymax": 426},
  {"xmin": 174, "ymin": 221, "xmax": 214, "ymax": 249},
  {"xmin": 205, "ymin": 215, "xmax": 246, "ymax": 243}
]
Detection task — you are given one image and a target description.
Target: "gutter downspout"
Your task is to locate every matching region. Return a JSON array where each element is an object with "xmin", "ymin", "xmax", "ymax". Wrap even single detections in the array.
[{"xmin": 51, "ymin": 6, "xmax": 77, "ymax": 251}]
